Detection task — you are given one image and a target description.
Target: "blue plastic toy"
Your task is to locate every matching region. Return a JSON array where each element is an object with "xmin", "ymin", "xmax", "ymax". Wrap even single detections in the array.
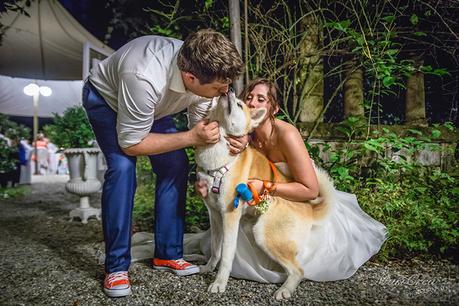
[{"xmin": 233, "ymin": 183, "xmax": 253, "ymax": 208}]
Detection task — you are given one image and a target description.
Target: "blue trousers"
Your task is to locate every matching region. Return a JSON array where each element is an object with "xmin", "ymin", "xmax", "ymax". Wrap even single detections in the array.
[{"xmin": 82, "ymin": 81, "xmax": 188, "ymax": 273}]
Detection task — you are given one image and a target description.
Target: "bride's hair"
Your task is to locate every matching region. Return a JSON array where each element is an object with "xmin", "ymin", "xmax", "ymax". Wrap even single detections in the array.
[
  {"xmin": 240, "ymin": 78, "xmax": 281, "ymax": 145},
  {"xmin": 239, "ymin": 78, "xmax": 280, "ymax": 127}
]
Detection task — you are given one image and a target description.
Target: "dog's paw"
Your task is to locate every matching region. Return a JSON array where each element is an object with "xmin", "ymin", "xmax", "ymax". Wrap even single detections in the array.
[
  {"xmin": 208, "ymin": 281, "xmax": 227, "ymax": 293},
  {"xmin": 274, "ymin": 287, "xmax": 292, "ymax": 300},
  {"xmin": 199, "ymin": 264, "xmax": 212, "ymax": 274}
]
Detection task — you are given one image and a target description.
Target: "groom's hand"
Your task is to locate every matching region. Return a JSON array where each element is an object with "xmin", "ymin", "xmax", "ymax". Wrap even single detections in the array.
[{"xmin": 191, "ymin": 119, "xmax": 220, "ymax": 146}]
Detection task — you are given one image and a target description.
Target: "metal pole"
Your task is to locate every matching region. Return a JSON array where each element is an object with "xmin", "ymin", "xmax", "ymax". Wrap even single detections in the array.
[
  {"xmin": 82, "ymin": 42, "xmax": 90, "ymax": 81},
  {"xmin": 33, "ymin": 93, "xmax": 39, "ymax": 175},
  {"xmin": 244, "ymin": 0, "xmax": 249, "ymax": 86},
  {"xmin": 229, "ymin": 0, "xmax": 243, "ymax": 95}
]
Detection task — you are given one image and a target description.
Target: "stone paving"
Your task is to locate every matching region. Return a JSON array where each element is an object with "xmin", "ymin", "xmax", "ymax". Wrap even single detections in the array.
[{"xmin": 0, "ymin": 175, "xmax": 458, "ymax": 305}]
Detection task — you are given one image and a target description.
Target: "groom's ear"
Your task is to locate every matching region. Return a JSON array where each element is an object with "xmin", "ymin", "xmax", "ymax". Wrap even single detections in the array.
[
  {"xmin": 250, "ymin": 108, "xmax": 267, "ymax": 130},
  {"xmin": 183, "ymin": 72, "xmax": 196, "ymax": 81}
]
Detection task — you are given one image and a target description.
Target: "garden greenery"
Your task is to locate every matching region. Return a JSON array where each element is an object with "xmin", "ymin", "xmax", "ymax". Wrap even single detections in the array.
[
  {"xmin": 133, "ymin": 155, "xmax": 209, "ymax": 233},
  {"xmin": 43, "ymin": 106, "xmax": 95, "ymax": 149},
  {"xmin": 0, "ymin": 113, "xmax": 30, "ymax": 173},
  {"xmin": 307, "ymin": 118, "xmax": 458, "ymax": 259}
]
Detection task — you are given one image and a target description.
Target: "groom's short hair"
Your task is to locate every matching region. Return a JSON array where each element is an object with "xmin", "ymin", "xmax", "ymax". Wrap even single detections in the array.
[{"xmin": 177, "ymin": 29, "xmax": 244, "ymax": 84}]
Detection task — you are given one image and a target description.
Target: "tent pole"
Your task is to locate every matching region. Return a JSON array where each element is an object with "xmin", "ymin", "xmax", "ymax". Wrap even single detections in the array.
[
  {"xmin": 33, "ymin": 93, "xmax": 39, "ymax": 175},
  {"xmin": 83, "ymin": 42, "xmax": 90, "ymax": 80}
]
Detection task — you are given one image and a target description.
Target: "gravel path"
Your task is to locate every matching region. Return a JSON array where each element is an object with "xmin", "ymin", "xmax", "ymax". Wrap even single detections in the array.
[{"xmin": 0, "ymin": 175, "xmax": 457, "ymax": 305}]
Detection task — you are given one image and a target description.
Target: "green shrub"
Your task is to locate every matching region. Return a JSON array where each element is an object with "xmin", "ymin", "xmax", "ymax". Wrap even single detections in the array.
[
  {"xmin": 43, "ymin": 106, "xmax": 95, "ymax": 149},
  {"xmin": 133, "ymin": 156, "xmax": 155, "ymax": 232},
  {"xmin": 132, "ymin": 156, "xmax": 208, "ymax": 232},
  {"xmin": 0, "ymin": 185, "xmax": 29, "ymax": 199},
  {"xmin": 185, "ymin": 187, "xmax": 209, "ymax": 231},
  {"xmin": 309, "ymin": 119, "xmax": 458, "ymax": 260},
  {"xmin": 0, "ymin": 114, "xmax": 30, "ymax": 173},
  {"xmin": 355, "ymin": 167, "xmax": 458, "ymax": 260},
  {"xmin": 0, "ymin": 114, "xmax": 30, "ymax": 142},
  {"xmin": 0, "ymin": 138, "xmax": 17, "ymax": 173}
]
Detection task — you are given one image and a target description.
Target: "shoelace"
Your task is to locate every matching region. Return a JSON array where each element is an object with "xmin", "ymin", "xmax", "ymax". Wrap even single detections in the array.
[
  {"xmin": 174, "ymin": 259, "xmax": 189, "ymax": 267},
  {"xmin": 106, "ymin": 271, "xmax": 128, "ymax": 286}
]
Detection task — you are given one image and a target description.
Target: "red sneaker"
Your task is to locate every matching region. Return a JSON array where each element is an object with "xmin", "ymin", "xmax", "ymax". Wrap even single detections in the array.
[
  {"xmin": 103, "ymin": 271, "xmax": 131, "ymax": 297},
  {"xmin": 152, "ymin": 258, "xmax": 199, "ymax": 276}
]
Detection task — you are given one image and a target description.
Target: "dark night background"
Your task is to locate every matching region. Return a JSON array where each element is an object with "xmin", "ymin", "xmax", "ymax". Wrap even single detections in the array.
[
  {"xmin": 58, "ymin": 0, "xmax": 458, "ymax": 126},
  {"xmin": 1, "ymin": 0, "xmax": 458, "ymax": 125},
  {"xmin": 59, "ymin": 0, "xmax": 126, "ymax": 49}
]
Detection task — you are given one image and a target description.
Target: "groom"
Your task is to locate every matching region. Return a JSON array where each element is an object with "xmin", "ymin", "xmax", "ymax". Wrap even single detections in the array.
[{"xmin": 83, "ymin": 29, "xmax": 244, "ymax": 297}]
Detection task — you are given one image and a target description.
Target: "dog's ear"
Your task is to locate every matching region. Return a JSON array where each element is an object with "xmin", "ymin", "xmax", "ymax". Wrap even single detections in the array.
[{"xmin": 250, "ymin": 108, "xmax": 267, "ymax": 129}]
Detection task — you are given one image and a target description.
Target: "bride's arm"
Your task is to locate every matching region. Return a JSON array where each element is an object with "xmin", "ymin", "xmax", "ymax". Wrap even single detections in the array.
[{"xmin": 271, "ymin": 125, "xmax": 319, "ymax": 202}]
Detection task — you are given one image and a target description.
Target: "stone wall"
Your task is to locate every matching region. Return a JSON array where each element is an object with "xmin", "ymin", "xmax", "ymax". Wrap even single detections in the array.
[{"xmin": 297, "ymin": 123, "xmax": 458, "ymax": 171}]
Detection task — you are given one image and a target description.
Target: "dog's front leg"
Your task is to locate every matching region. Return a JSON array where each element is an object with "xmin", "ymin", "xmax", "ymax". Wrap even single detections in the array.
[
  {"xmin": 208, "ymin": 207, "xmax": 241, "ymax": 293},
  {"xmin": 200, "ymin": 205, "xmax": 223, "ymax": 273}
]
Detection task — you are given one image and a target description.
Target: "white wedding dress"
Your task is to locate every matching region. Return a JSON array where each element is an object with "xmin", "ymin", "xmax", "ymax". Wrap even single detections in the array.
[{"xmin": 131, "ymin": 162, "xmax": 387, "ymax": 283}]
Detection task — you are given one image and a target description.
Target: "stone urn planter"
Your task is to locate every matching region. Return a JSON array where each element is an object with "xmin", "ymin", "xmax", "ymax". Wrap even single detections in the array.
[{"xmin": 64, "ymin": 148, "xmax": 102, "ymax": 224}]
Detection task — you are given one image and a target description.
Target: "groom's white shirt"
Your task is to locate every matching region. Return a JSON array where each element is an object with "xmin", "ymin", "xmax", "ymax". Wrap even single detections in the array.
[{"xmin": 89, "ymin": 35, "xmax": 213, "ymax": 148}]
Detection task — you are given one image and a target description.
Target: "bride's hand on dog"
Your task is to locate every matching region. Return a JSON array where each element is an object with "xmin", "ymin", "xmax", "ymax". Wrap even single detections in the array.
[
  {"xmin": 247, "ymin": 179, "xmax": 264, "ymax": 194},
  {"xmin": 191, "ymin": 119, "xmax": 220, "ymax": 145},
  {"xmin": 225, "ymin": 134, "xmax": 249, "ymax": 155},
  {"xmin": 195, "ymin": 180, "xmax": 208, "ymax": 198}
]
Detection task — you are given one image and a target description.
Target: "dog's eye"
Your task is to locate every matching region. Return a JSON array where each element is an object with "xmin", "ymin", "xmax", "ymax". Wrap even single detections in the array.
[{"xmin": 237, "ymin": 103, "xmax": 243, "ymax": 109}]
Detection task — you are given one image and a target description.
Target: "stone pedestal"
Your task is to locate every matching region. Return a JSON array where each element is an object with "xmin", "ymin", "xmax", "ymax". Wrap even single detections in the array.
[{"xmin": 65, "ymin": 148, "xmax": 101, "ymax": 224}]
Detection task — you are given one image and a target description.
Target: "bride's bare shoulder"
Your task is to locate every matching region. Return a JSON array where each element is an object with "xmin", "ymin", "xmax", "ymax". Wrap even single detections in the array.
[{"xmin": 275, "ymin": 119, "xmax": 303, "ymax": 140}]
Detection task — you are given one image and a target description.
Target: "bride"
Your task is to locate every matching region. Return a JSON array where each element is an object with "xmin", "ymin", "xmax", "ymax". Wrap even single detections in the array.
[{"xmin": 132, "ymin": 78, "xmax": 387, "ymax": 283}]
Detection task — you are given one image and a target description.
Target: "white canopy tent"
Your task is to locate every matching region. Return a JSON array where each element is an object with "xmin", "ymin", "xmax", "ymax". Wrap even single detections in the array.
[
  {"xmin": 0, "ymin": 0, "xmax": 113, "ymax": 81},
  {"xmin": 0, "ymin": 0, "xmax": 112, "ymax": 195},
  {"xmin": 0, "ymin": 0, "xmax": 114, "ymax": 119}
]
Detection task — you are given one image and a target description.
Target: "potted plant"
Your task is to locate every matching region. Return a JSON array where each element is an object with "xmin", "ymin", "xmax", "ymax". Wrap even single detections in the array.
[{"xmin": 43, "ymin": 106, "xmax": 101, "ymax": 224}]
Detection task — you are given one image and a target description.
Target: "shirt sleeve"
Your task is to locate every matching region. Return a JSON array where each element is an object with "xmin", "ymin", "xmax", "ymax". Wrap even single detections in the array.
[
  {"xmin": 186, "ymin": 96, "xmax": 217, "ymax": 129},
  {"xmin": 116, "ymin": 73, "xmax": 160, "ymax": 148}
]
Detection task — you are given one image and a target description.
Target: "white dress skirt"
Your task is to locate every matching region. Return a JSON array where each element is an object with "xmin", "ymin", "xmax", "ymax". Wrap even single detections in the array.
[{"xmin": 131, "ymin": 162, "xmax": 387, "ymax": 283}]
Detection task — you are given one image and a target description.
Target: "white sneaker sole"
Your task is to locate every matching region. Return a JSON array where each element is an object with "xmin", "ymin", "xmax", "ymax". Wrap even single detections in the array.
[
  {"xmin": 103, "ymin": 286, "xmax": 132, "ymax": 298},
  {"xmin": 153, "ymin": 265, "xmax": 200, "ymax": 276}
]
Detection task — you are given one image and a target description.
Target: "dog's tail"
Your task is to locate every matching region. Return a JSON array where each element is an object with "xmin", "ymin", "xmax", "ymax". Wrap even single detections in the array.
[{"xmin": 310, "ymin": 165, "xmax": 336, "ymax": 222}]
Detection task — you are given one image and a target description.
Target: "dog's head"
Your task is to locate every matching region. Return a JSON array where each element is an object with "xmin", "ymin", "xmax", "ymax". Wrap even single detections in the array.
[{"xmin": 210, "ymin": 89, "xmax": 267, "ymax": 136}]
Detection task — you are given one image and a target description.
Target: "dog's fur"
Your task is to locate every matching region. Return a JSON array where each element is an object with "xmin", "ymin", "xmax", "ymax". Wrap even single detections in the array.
[{"xmin": 195, "ymin": 92, "xmax": 335, "ymax": 300}]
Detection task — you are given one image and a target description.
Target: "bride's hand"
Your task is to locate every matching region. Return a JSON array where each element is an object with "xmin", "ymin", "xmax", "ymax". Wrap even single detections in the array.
[
  {"xmin": 225, "ymin": 134, "xmax": 249, "ymax": 155},
  {"xmin": 247, "ymin": 179, "xmax": 264, "ymax": 195}
]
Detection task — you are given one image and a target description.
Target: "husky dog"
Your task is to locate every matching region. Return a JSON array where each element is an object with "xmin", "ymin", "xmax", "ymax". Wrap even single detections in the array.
[{"xmin": 195, "ymin": 91, "xmax": 335, "ymax": 300}]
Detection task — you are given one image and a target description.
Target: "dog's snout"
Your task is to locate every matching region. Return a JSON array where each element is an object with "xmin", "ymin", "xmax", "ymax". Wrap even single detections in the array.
[{"xmin": 218, "ymin": 87, "xmax": 237, "ymax": 115}]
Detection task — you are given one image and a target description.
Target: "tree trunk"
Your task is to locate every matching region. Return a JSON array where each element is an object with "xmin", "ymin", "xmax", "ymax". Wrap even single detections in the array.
[
  {"xmin": 299, "ymin": 14, "xmax": 324, "ymax": 123},
  {"xmin": 229, "ymin": 0, "xmax": 243, "ymax": 95},
  {"xmin": 344, "ymin": 59, "xmax": 364, "ymax": 118},
  {"xmin": 405, "ymin": 56, "xmax": 427, "ymax": 125}
]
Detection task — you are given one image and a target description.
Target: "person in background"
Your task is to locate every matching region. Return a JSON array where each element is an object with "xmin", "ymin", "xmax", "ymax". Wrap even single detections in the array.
[
  {"xmin": 34, "ymin": 133, "xmax": 48, "ymax": 149},
  {"xmin": 19, "ymin": 139, "xmax": 33, "ymax": 184}
]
